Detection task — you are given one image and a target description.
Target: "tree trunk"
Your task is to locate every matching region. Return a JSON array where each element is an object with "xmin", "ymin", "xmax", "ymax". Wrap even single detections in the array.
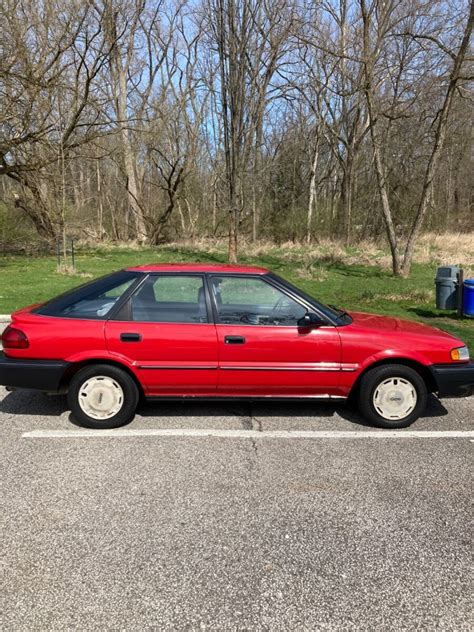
[
  {"xmin": 306, "ymin": 139, "xmax": 320, "ymax": 244},
  {"xmin": 12, "ymin": 178, "xmax": 57, "ymax": 244},
  {"xmin": 14, "ymin": 194, "xmax": 57, "ymax": 244},
  {"xmin": 177, "ymin": 199, "xmax": 187, "ymax": 235},
  {"xmin": 212, "ymin": 176, "xmax": 218, "ymax": 234},
  {"xmin": 360, "ymin": 0, "xmax": 401, "ymax": 275},
  {"xmin": 116, "ymin": 66, "xmax": 147, "ymax": 242},
  {"xmin": 366, "ymin": 96, "xmax": 402, "ymax": 276},
  {"xmin": 96, "ymin": 160, "xmax": 104, "ymax": 239},
  {"xmin": 252, "ymin": 122, "xmax": 264, "ymax": 242},
  {"xmin": 104, "ymin": 2, "xmax": 148, "ymax": 243},
  {"xmin": 340, "ymin": 161, "xmax": 354, "ymax": 245},
  {"xmin": 228, "ymin": 208, "xmax": 238, "ymax": 263},
  {"xmin": 252, "ymin": 180, "xmax": 258, "ymax": 242}
]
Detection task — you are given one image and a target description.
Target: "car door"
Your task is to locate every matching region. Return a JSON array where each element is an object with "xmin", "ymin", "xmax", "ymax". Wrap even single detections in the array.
[
  {"xmin": 209, "ymin": 274, "xmax": 342, "ymax": 396},
  {"xmin": 105, "ymin": 274, "xmax": 218, "ymax": 395}
]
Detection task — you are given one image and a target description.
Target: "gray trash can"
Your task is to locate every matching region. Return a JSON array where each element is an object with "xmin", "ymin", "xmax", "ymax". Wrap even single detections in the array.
[{"xmin": 435, "ymin": 266, "xmax": 459, "ymax": 310}]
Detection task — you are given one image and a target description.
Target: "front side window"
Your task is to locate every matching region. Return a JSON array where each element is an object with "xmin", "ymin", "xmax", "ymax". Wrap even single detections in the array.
[
  {"xmin": 211, "ymin": 276, "xmax": 306, "ymax": 326},
  {"xmin": 35, "ymin": 271, "xmax": 139, "ymax": 319},
  {"xmin": 131, "ymin": 275, "xmax": 208, "ymax": 323}
]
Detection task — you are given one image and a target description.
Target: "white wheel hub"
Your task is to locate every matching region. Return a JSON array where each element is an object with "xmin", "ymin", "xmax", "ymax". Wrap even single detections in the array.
[
  {"xmin": 78, "ymin": 376, "xmax": 124, "ymax": 420},
  {"xmin": 373, "ymin": 377, "xmax": 417, "ymax": 420}
]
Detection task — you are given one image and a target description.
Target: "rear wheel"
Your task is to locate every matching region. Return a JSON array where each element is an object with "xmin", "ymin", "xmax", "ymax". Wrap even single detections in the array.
[
  {"xmin": 358, "ymin": 364, "xmax": 428, "ymax": 429},
  {"xmin": 68, "ymin": 364, "xmax": 139, "ymax": 429}
]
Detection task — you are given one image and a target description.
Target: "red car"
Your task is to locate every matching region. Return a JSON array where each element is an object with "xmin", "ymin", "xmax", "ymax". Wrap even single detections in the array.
[{"xmin": 1, "ymin": 263, "xmax": 473, "ymax": 429}]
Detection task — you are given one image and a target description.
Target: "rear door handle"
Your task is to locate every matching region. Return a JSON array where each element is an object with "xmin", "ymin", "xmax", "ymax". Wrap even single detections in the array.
[
  {"xmin": 120, "ymin": 333, "xmax": 142, "ymax": 342},
  {"xmin": 224, "ymin": 335, "xmax": 245, "ymax": 344}
]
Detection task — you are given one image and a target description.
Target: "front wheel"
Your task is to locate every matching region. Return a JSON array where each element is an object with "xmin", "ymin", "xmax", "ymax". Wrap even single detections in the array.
[
  {"xmin": 68, "ymin": 364, "xmax": 139, "ymax": 429},
  {"xmin": 358, "ymin": 364, "xmax": 428, "ymax": 429}
]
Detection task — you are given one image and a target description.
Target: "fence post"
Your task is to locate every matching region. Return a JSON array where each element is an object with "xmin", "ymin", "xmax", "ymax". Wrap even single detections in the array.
[{"xmin": 457, "ymin": 268, "xmax": 464, "ymax": 318}]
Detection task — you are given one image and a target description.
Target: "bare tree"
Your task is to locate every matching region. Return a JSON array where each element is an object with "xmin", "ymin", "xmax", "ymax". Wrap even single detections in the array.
[
  {"xmin": 400, "ymin": 1, "xmax": 473, "ymax": 275},
  {"xmin": 0, "ymin": 0, "xmax": 110, "ymax": 244},
  {"xmin": 208, "ymin": 0, "xmax": 294, "ymax": 260},
  {"xmin": 210, "ymin": 0, "xmax": 251, "ymax": 262},
  {"xmin": 101, "ymin": 0, "xmax": 153, "ymax": 241},
  {"xmin": 1, "ymin": 0, "xmax": 472, "ymax": 267},
  {"xmin": 361, "ymin": 0, "xmax": 473, "ymax": 275}
]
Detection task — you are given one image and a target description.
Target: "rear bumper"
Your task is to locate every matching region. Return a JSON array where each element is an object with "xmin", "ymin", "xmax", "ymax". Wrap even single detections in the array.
[
  {"xmin": 429, "ymin": 363, "xmax": 474, "ymax": 398},
  {"xmin": 0, "ymin": 352, "xmax": 68, "ymax": 392}
]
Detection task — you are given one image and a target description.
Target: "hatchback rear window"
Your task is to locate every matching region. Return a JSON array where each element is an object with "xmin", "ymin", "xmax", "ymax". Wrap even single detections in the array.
[{"xmin": 34, "ymin": 271, "xmax": 140, "ymax": 319}]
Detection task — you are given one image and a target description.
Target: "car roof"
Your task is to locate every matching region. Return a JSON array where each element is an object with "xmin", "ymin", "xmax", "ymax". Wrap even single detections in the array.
[{"xmin": 126, "ymin": 262, "xmax": 269, "ymax": 274}]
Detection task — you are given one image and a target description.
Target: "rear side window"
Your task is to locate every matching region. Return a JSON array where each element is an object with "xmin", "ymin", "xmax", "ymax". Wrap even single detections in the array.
[
  {"xmin": 131, "ymin": 275, "xmax": 208, "ymax": 323},
  {"xmin": 35, "ymin": 271, "xmax": 139, "ymax": 319}
]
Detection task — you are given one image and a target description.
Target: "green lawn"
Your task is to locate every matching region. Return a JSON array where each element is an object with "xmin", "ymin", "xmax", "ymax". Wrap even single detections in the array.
[{"xmin": 0, "ymin": 244, "xmax": 472, "ymax": 349}]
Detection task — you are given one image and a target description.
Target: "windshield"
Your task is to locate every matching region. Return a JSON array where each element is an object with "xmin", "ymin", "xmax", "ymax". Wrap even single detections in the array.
[{"xmin": 267, "ymin": 272, "xmax": 352, "ymax": 325}]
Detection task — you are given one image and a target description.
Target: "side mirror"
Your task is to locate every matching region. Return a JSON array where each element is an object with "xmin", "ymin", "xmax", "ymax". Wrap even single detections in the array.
[{"xmin": 297, "ymin": 312, "xmax": 327, "ymax": 328}]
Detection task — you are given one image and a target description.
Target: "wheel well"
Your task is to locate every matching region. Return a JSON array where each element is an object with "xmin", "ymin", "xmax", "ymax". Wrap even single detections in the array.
[
  {"xmin": 348, "ymin": 358, "xmax": 437, "ymax": 401},
  {"xmin": 60, "ymin": 359, "xmax": 145, "ymax": 398}
]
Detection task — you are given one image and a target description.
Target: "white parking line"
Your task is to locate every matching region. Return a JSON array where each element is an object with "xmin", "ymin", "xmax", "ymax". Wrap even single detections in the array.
[{"xmin": 22, "ymin": 429, "xmax": 474, "ymax": 439}]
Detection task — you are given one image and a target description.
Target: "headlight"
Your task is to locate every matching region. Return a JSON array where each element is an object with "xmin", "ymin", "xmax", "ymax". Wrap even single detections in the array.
[{"xmin": 450, "ymin": 346, "xmax": 470, "ymax": 361}]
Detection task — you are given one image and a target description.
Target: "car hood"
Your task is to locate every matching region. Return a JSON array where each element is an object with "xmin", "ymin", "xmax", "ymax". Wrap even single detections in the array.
[{"xmin": 348, "ymin": 311, "xmax": 459, "ymax": 340}]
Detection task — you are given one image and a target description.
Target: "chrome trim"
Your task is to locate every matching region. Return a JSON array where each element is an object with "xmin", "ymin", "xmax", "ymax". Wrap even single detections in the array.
[
  {"xmin": 137, "ymin": 365, "xmax": 218, "ymax": 370},
  {"xmin": 221, "ymin": 365, "xmax": 341, "ymax": 371},
  {"xmin": 144, "ymin": 394, "xmax": 348, "ymax": 401},
  {"xmin": 137, "ymin": 364, "xmax": 356, "ymax": 373}
]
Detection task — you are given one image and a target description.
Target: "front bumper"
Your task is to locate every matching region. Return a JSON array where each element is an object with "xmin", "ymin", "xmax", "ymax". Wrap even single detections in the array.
[
  {"xmin": 429, "ymin": 362, "xmax": 474, "ymax": 398},
  {"xmin": 0, "ymin": 352, "xmax": 68, "ymax": 392}
]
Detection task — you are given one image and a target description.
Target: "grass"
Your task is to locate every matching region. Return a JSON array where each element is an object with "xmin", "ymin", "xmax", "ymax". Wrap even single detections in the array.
[{"xmin": 0, "ymin": 238, "xmax": 473, "ymax": 349}]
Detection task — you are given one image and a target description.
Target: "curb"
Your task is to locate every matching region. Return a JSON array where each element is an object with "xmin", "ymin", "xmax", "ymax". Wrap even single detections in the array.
[
  {"xmin": 0, "ymin": 317, "xmax": 11, "ymax": 350},
  {"xmin": 0, "ymin": 317, "xmax": 10, "ymax": 337}
]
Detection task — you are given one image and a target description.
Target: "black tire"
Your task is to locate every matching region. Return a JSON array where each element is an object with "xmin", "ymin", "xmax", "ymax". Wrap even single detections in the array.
[
  {"xmin": 68, "ymin": 364, "xmax": 139, "ymax": 429},
  {"xmin": 358, "ymin": 364, "xmax": 428, "ymax": 429}
]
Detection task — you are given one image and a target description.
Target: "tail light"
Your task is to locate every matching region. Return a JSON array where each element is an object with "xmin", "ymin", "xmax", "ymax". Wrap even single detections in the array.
[{"xmin": 2, "ymin": 326, "xmax": 29, "ymax": 349}]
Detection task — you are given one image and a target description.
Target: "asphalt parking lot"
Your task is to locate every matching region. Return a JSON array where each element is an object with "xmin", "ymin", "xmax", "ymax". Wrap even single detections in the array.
[{"xmin": 1, "ymin": 386, "xmax": 473, "ymax": 630}]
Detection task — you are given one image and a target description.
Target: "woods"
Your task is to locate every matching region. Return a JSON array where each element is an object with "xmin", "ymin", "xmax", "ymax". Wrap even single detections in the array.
[{"xmin": 0, "ymin": 0, "xmax": 472, "ymax": 275}]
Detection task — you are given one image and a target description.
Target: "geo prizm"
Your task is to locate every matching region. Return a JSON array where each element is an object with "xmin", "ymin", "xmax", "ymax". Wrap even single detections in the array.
[{"xmin": 1, "ymin": 263, "xmax": 473, "ymax": 429}]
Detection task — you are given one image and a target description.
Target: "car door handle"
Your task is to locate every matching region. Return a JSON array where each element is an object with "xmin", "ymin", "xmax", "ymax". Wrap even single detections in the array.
[
  {"xmin": 120, "ymin": 333, "xmax": 142, "ymax": 342},
  {"xmin": 224, "ymin": 335, "xmax": 245, "ymax": 344}
]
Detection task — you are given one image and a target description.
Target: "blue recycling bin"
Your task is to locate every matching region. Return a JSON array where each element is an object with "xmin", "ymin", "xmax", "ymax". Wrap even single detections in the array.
[{"xmin": 463, "ymin": 279, "xmax": 474, "ymax": 316}]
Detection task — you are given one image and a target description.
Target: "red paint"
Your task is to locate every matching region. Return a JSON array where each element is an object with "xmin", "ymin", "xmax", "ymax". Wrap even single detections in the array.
[
  {"xmin": 105, "ymin": 321, "xmax": 219, "ymax": 395},
  {"xmin": 3, "ymin": 266, "xmax": 468, "ymax": 399},
  {"xmin": 215, "ymin": 324, "xmax": 342, "ymax": 396},
  {"xmin": 336, "ymin": 311, "xmax": 465, "ymax": 395},
  {"xmin": 128, "ymin": 263, "xmax": 268, "ymax": 274}
]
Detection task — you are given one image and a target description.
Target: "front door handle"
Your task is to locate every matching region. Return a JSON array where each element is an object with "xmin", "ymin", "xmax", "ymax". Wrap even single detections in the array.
[
  {"xmin": 120, "ymin": 333, "xmax": 142, "ymax": 342},
  {"xmin": 224, "ymin": 335, "xmax": 245, "ymax": 344}
]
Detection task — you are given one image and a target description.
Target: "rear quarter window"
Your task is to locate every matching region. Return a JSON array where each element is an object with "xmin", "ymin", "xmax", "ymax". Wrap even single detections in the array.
[{"xmin": 34, "ymin": 271, "xmax": 140, "ymax": 319}]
